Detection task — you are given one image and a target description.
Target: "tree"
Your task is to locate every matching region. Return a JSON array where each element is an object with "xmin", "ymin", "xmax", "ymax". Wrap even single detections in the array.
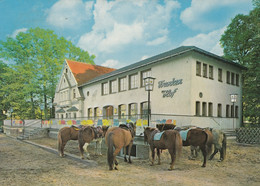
[
  {"xmin": 0, "ymin": 27, "xmax": 95, "ymax": 119},
  {"xmin": 220, "ymin": 3, "xmax": 260, "ymax": 124}
]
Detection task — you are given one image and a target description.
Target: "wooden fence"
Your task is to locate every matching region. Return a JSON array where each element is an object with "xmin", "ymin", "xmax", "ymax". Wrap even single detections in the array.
[{"xmin": 236, "ymin": 128, "xmax": 260, "ymax": 144}]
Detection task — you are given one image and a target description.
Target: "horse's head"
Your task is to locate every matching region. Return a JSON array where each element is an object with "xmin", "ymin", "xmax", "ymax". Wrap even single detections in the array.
[
  {"xmin": 101, "ymin": 126, "xmax": 110, "ymax": 137},
  {"xmin": 95, "ymin": 126, "xmax": 103, "ymax": 138},
  {"xmin": 143, "ymin": 127, "xmax": 152, "ymax": 144}
]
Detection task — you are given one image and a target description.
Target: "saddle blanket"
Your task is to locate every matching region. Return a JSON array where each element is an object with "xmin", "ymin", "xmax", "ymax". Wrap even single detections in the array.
[
  {"xmin": 179, "ymin": 128, "xmax": 192, "ymax": 141},
  {"xmin": 153, "ymin": 131, "xmax": 165, "ymax": 141}
]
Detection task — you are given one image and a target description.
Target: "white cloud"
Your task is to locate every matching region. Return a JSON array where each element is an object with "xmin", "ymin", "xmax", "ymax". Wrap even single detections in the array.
[
  {"xmin": 11, "ymin": 28, "xmax": 28, "ymax": 38},
  {"xmin": 46, "ymin": 0, "xmax": 93, "ymax": 28},
  {"xmin": 181, "ymin": 27, "xmax": 226, "ymax": 56},
  {"xmin": 78, "ymin": 0, "xmax": 180, "ymax": 54},
  {"xmin": 180, "ymin": 0, "xmax": 251, "ymax": 31},
  {"xmin": 101, "ymin": 59, "xmax": 119, "ymax": 68},
  {"xmin": 147, "ymin": 36, "xmax": 167, "ymax": 46}
]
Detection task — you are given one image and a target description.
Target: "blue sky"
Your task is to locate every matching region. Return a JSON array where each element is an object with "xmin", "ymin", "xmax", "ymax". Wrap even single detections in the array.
[{"xmin": 0, "ymin": 0, "xmax": 253, "ymax": 69}]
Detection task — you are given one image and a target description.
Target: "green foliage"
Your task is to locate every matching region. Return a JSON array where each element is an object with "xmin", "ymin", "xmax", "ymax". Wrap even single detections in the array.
[
  {"xmin": 220, "ymin": 5, "xmax": 260, "ymax": 124},
  {"xmin": 0, "ymin": 27, "xmax": 95, "ymax": 119}
]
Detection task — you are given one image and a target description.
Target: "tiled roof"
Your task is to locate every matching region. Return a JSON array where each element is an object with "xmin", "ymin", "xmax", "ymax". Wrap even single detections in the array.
[
  {"xmin": 78, "ymin": 46, "xmax": 246, "ymax": 87},
  {"xmin": 66, "ymin": 59, "xmax": 116, "ymax": 86}
]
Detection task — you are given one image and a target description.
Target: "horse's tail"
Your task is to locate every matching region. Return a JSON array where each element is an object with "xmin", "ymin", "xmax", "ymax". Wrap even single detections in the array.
[
  {"xmin": 205, "ymin": 130, "xmax": 213, "ymax": 156},
  {"xmin": 107, "ymin": 132, "xmax": 114, "ymax": 169},
  {"xmin": 222, "ymin": 133, "xmax": 227, "ymax": 160},
  {"xmin": 175, "ymin": 132, "xmax": 182, "ymax": 159}
]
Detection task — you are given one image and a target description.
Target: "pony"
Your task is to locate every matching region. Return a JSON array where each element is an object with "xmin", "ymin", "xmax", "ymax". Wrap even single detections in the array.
[
  {"xmin": 78, "ymin": 126, "xmax": 104, "ymax": 159},
  {"xmin": 57, "ymin": 125, "xmax": 106, "ymax": 158},
  {"xmin": 175, "ymin": 127, "xmax": 213, "ymax": 167},
  {"xmin": 144, "ymin": 127, "xmax": 182, "ymax": 171},
  {"xmin": 105, "ymin": 122, "xmax": 136, "ymax": 170},
  {"xmin": 58, "ymin": 125, "xmax": 82, "ymax": 157},
  {"xmin": 190, "ymin": 128, "xmax": 226, "ymax": 162}
]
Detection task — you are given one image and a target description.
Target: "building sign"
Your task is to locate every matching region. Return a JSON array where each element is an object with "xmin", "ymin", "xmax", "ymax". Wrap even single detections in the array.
[{"xmin": 158, "ymin": 78, "xmax": 183, "ymax": 98}]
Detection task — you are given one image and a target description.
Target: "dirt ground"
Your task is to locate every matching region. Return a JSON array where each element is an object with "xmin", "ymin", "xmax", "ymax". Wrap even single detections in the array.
[{"xmin": 0, "ymin": 133, "xmax": 260, "ymax": 186}]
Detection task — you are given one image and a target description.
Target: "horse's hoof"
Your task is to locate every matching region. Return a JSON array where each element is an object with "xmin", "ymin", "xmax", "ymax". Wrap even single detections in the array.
[
  {"xmin": 201, "ymin": 165, "xmax": 206, "ymax": 167},
  {"xmin": 168, "ymin": 168, "xmax": 174, "ymax": 171},
  {"xmin": 218, "ymin": 159, "xmax": 223, "ymax": 162},
  {"xmin": 115, "ymin": 167, "xmax": 118, "ymax": 170}
]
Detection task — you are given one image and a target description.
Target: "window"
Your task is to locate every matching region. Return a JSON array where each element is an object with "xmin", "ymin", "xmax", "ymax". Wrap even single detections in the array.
[
  {"xmin": 110, "ymin": 79, "xmax": 117, "ymax": 93},
  {"xmin": 102, "ymin": 82, "xmax": 109, "ymax": 95},
  {"xmin": 209, "ymin": 65, "xmax": 213, "ymax": 79},
  {"xmin": 129, "ymin": 103, "xmax": 138, "ymax": 119},
  {"xmin": 119, "ymin": 104, "xmax": 126, "ymax": 119},
  {"xmin": 141, "ymin": 102, "xmax": 148, "ymax": 119},
  {"xmin": 88, "ymin": 108, "xmax": 93, "ymax": 118},
  {"xmin": 226, "ymin": 71, "xmax": 230, "ymax": 84},
  {"xmin": 218, "ymin": 68, "xmax": 222, "ymax": 82},
  {"xmin": 208, "ymin": 102, "xmax": 213, "ymax": 117},
  {"xmin": 196, "ymin": 61, "xmax": 201, "ymax": 76},
  {"xmin": 195, "ymin": 101, "xmax": 200, "ymax": 116},
  {"xmin": 236, "ymin": 74, "xmax": 239, "ymax": 86},
  {"xmin": 235, "ymin": 106, "xmax": 238, "ymax": 118},
  {"xmin": 231, "ymin": 72, "xmax": 235, "ymax": 85},
  {"xmin": 129, "ymin": 74, "xmax": 138, "ymax": 89},
  {"xmin": 203, "ymin": 64, "xmax": 207, "ymax": 78},
  {"xmin": 217, "ymin": 104, "xmax": 222, "ymax": 117},
  {"xmin": 73, "ymin": 89, "xmax": 76, "ymax": 99},
  {"xmin": 119, "ymin": 77, "xmax": 127, "ymax": 92},
  {"xmin": 202, "ymin": 102, "xmax": 207, "ymax": 116},
  {"xmin": 73, "ymin": 113, "xmax": 77, "ymax": 119},
  {"xmin": 94, "ymin": 107, "xmax": 100, "ymax": 118},
  {"xmin": 141, "ymin": 70, "xmax": 152, "ymax": 87},
  {"xmin": 226, "ymin": 105, "xmax": 230, "ymax": 117}
]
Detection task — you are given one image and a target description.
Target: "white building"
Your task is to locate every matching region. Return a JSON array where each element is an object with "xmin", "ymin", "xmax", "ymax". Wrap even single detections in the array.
[{"xmin": 53, "ymin": 46, "xmax": 245, "ymax": 129}]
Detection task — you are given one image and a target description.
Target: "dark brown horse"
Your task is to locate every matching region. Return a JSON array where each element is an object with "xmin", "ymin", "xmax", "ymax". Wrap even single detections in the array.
[
  {"xmin": 58, "ymin": 125, "xmax": 106, "ymax": 158},
  {"xmin": 144, "ymin": 127, "xmax": 182, "ymax": 170},
  {"xmin": 105, "ymin": 122, "xmax": 136, "ymax": 170},
  {"xmin": 190, "ymin": 128, "xmax": 226, "ymax": 162},
  {"xmin": 58, "ymin": 125, "xmax": 81, "ymax": 157},
  {"xmin": 78, "ymin": 126, "xmax": 103, "ymax": 159},
  {"xmin": 175, "ymin": 127, "xmax": 213, "ymax": 167}
]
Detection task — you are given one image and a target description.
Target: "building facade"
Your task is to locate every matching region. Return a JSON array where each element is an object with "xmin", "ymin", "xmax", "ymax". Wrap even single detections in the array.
[{"xmin": 54, "ymin": 46, "xmax": 245, "ymax": 130}]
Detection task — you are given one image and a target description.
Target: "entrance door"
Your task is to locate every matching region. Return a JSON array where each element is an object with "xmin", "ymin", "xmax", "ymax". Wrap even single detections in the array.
[{"xmin": 103, "ymin": 106, "xmax": 114, "ymax": 119}]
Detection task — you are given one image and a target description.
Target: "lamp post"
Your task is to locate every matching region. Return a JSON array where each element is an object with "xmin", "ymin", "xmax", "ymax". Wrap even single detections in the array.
[
  {"xmin": 40, "ymin": 105, "xmax": 44, "ymax": 128},
  {"xmin": 230, "ymin": 94, "xmax": 238, "ymax": 129},
  {"xmin": 144, "ymin": 76, "xmax": 155, "ymax": 126},
  {"xmin": 10, "ymin": 108, "xmax": 13, "ymax": 127}
]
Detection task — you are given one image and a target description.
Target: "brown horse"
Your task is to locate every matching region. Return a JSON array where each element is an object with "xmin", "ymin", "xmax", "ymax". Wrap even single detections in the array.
[
  {"xmin": 175, "ymin": 127, "xmax": 213, "ymax": 167},
  {"xmin": 78, "ymin": 126, "xmax": 103, "ymax": 159},
  {"xmin": 58, "ymin": 125, "xmax": 106, "ymax": 158},
  {"xmin": 144, "ymin": 127, "xmax": 182, "ymax": 171},
  {"xmin": 190, "ymin": 128, "xmax": 226, "ymax": 162},
  {"xmin": 105, "ymin": 122, "xmax": 136, "ymax": 170},
  {"xmin": 58, "ymin": 125, "xmax": 81, "ymax": 157}
]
